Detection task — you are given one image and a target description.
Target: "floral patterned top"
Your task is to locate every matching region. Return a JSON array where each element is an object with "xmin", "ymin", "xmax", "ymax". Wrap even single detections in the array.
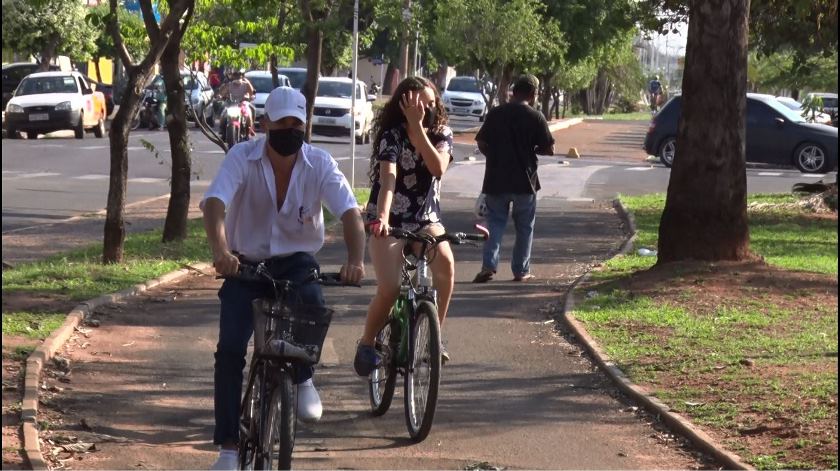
[{"xmin": 366, "ymin": 124, "xmax": 454, "ymax": 231}]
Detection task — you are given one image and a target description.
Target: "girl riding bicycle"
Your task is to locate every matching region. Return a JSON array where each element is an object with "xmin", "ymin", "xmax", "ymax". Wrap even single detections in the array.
[{"xmin": 354, "ymin": 76, "xmax": 455, "ymax": 376}]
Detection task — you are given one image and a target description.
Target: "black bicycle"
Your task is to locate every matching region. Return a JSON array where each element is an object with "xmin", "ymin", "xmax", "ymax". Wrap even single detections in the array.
[
  {"xmin": 224, "ymin": 261, "xmax": 345, "ymax": 470},
  {"xmin": 367, "ymin": 226, "xmax": 487, "ymax": 442}
]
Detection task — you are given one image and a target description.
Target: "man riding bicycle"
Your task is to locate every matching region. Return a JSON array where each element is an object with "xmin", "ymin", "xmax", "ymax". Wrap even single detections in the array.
[
  {"xmin": 202, "ymin": 86, "xmax": 366, "ymax": 470},
  {"xmin": 648, "ymin": 75, "xmax": 663, "ymax": 112},
  {"xmin": 218, "ymin": 68, "xmax": 257, "ymax": 136}
]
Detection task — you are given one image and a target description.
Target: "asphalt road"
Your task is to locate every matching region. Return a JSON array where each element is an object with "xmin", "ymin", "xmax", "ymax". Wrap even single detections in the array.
[{"xmin": 2, "ymin": 120, "xmax": 834, "ymax": 233}]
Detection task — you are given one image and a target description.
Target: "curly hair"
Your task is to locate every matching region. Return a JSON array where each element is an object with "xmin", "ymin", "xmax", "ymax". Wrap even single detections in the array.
[{"xmin": 368, "ymin": 76, "xmax": 448, "ymax": 185}]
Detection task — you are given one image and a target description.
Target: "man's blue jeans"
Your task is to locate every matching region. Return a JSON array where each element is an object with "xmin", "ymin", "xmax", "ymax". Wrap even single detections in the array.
[
  {"xmin": 213, "ymin": 252, "xmax": 324, "ymax": 446},
  {"xmin": 482, "ymin": 193, "xmax": 537, "ymax": 277}
]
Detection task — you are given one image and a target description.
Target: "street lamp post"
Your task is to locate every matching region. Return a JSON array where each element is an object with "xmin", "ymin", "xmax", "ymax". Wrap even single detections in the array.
[{"xmin": 350, "ymin": 0, "xmax": 359, "ymax": 188}]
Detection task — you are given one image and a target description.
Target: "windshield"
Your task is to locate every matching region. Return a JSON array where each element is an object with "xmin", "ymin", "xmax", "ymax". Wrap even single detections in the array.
[
  {"xmin": 248, "ymin": 76, "xmax": 275, "ymax": 94},
  {"xmin": 317, "ymin": 81, "xmax": 352, "ymax": 98},
  {"xmin": 822, "ymin": 97, "xmax": 838, "ymax": 108},
  {"xmin": 447, "ymin": 79, "xmax": 481, "ymax": 93},
  {"xmin": 763, "ymin": 97, "xmax": 806, "ymax": 123},
  {"xmin": 282, "ymin": 70, "xmax": 307, "ymax": 90},
  {"xmin": 16, "ymin": 76, "xmax": 78, "ymax": 96},
  {"xmin": 776, "ymin": 98, "xmax": 801, "ymax": 110}
]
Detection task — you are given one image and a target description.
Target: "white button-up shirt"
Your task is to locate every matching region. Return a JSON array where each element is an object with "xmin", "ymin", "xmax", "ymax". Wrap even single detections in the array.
[{"xmin": 200, "ymin": 137, "xmax": 358, "ymax": 260}]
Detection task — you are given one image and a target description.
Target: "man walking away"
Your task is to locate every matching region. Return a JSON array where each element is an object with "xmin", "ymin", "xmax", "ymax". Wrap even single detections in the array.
[{"xmin": 472, "ymin": 74, "xmax": 554, "ymax": 283}]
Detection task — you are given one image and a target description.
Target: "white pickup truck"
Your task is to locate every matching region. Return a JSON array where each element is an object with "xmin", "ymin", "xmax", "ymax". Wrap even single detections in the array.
[{"xmin": 5, "ymin": 71, "xmax": 108, "ymax": 139}]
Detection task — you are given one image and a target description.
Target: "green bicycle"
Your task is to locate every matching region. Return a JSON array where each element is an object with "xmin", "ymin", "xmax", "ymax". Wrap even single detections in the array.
[{"xmin": 367, "ymin": 226, "xmax": 488, "ymax": 442}]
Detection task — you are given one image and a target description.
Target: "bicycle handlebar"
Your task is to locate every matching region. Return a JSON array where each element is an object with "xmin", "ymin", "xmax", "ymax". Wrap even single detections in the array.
[
  {"xmin": 388, "ymin": 224, "xmax": 489, "ymax": 246},
  {"xmin": 216, "ymin": 258, "xmax": 360, "ymax": 287}
]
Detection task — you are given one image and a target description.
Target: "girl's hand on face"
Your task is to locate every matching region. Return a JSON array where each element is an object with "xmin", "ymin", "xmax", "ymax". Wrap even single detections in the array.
[{"xmin": 399, "ymin": 90, "xmax": 425, "ymax": 127}]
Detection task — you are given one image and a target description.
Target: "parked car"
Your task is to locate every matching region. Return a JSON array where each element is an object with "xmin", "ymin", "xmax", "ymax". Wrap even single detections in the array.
[
  {"xmin": 277, "ymin": 67, "xmax": 309, "ymax": 91},
  {"xmin": 244, "ymin": 71, "xmax": 291, "ymax": 121},
  {"xmin": 311, "ymin": 77, "xmax": 374, "ymax": 144},
  {"xmin": 181, "ymin": 71, "xmax": 215, "ymax": 127},
  {"xmin": 442, "ymin": 76, "xmax": 488, "ymax": 122},
  {"xmin": 5, "ymin": 71, "xmax": 107, "ymax": 139},
  {"xmin": 775, "ymin": 96, "xmax": 832, "ymax": 125},
  {"xmin": 644, "ymin": 93, "xmax": 838, "ymax": 174},
  {"xmin": 2, "ymin": 62, "xmax": 60, "ymax": 110},
  {"xmin": 85, "ymin": 76, "xmax": 115, "ymax": 116}
]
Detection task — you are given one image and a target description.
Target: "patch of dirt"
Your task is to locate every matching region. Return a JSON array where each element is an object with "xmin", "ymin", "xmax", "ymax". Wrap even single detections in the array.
[
  {"xmin": 581, "ymin": 259, "xmax": 839, "ymax": 469},
  {"xmin": 2, "ymin": 291, "xmax": 77, "ymax": 315},
  {"xmin": 2, "ymin": 350, "xmax": 32, "ymax": 469}
]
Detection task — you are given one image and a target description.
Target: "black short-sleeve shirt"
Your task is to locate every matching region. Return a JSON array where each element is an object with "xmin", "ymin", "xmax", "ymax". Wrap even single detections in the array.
[
  {"xmin": 366, "ymin": 124, "xmax": 454, "ymax": 231},
  {"xmin": 476, "ymin": 102, "xmax": 554, "ymax": 195}
]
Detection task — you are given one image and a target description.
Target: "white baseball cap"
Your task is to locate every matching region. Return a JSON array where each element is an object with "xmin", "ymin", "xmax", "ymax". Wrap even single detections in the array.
[{"xmin": 265, "ymin": 86, "xmax": 307, "ymax": 124}]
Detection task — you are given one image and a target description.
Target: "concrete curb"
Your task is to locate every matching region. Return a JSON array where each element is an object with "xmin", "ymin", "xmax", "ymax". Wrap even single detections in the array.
[
  {"xmin": 21, "ymin": 262, "xmax": 213, "ymax": 470},
  {"xmin": 557, "ymin": 200, "xmax": 755, "ymax": 471}
]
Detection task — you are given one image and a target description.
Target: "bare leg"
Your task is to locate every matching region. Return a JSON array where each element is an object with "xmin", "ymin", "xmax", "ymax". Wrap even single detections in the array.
[{"xmin": 360, "ymin": 235, "xmax": 404, "ymax": 346}]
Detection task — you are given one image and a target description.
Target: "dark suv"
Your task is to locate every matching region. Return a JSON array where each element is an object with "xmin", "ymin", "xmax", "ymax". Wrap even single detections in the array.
[
  {"xmin": 644, "ymin": 93, "xmax": 838, "ymax": 174},
  {"xmin": 2, "ymin": 62, "xmax": 60, "ymax": 110}
]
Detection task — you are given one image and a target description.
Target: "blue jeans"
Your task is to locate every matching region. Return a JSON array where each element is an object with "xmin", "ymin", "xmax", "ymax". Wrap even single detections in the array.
[
  {"xmin": 213, "ymin": 252, "xmax": 324, "ymax": 446},
  {"xmin": 482, "ymin": 193, "xmax": 537, "ymax": 277}
]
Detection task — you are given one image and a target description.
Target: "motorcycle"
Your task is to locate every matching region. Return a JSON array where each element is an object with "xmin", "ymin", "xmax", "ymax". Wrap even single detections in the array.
[
  {"xmin": 220, "ymin": 99, "xmax": 253, "ymax": 148},
  {"xmin": 131, "ymin": 90, "xmax": 163, "ymax": 130}
]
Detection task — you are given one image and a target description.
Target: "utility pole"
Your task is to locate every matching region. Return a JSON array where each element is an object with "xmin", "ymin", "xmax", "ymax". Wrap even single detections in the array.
[
  {"xmin": 399, "ymin": 0, "xmax": 412, "ymax": 81},
  {"xmin": 350, "ymin": 0, "xmax": 359, "ymax": 188}
]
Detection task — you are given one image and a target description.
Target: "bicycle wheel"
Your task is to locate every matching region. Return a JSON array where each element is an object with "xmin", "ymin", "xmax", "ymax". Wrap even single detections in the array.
[
  {"xmin": 404, "ymin": 300, "xmax": 441, "ymax": 442},
  {"xmin": 369, "ymin": 318, "xmax": 398, "ymax": 416},
  {"xmin": 260, "ymin": 370, "xmax": 296, "ymax": 470},
  {"xmin": 240, "ymin": 362, "xmax": 264, "ymax": 471}
]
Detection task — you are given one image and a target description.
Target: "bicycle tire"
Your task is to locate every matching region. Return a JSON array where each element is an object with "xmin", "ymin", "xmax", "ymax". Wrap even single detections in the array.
[
  {"xmin": 403, "ymin": 300, "xmax": 441, "ymax": 442},
  {"xmin": 240, "ymin": 362, "xmax": 264, "ymax": 471},
  {"xmin": 260, "ymin": 371, "xmax": 296, "ymax": 470},
  {"xmin": 369, "ymin": 318, "xmax": 398, "ymax": 416}
]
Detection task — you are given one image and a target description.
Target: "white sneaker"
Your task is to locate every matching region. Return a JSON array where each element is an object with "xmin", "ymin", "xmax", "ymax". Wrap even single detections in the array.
[
  {"xmin": 209, "ymin": 449, "xmax": 238, "ymax": 470},
  {"xmin": 297, "ymin": 378, "xmax": 323, "ymax": 423}
]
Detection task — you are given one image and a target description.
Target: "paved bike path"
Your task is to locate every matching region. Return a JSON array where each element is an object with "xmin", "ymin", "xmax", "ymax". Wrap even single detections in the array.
[{"xmin": 38, "ymin": 195, "xmax": 704, "ymax": 469}]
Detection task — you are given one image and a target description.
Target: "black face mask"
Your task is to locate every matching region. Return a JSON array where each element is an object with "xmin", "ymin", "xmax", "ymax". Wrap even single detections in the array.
[
  {"xmin": 267, "ymin": 128, "xmax": 305, "ymax": 156},
  {"xmin": 422, "ymin": 106, "xmax": 437, "ymax": 128}
]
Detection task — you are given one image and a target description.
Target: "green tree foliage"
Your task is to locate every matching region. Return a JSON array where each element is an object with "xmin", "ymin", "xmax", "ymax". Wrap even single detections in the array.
[
  {"xmin": 86, "ymin": 4, "xmax": 149, "ymax": 75},
  {"xmin": 748, "ymin": 51, "xmax": 838, "ymax": 95},
  {"xmin": 1, "ymin": 0, "xmax": 97, "ymax": 68}
]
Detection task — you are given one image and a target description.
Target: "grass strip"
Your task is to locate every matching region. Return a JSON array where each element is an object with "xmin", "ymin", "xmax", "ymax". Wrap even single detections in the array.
[{"xmin": 576, "ymin": 193, "xmax": 838, "ymax": 470}]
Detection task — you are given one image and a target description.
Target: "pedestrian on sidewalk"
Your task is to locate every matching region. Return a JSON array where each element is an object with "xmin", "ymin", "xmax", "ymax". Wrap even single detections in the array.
[
  {"xmin": 353, "ymin": 76, "xmax": 456, "ymax": 374},
  {"xmin": 472, "ymin": 74, "xmax": 555, "ymax": 283},
  {"xmin": 201, "ymin": 86, "xmax": 367, "ymax": 470}
]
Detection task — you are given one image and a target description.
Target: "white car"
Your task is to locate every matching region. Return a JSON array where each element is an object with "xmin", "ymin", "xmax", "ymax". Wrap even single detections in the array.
[
  {"xmin": 775, "ymin": 96, "xmax": 833, "ymax": 125},
  {"xmin": 181, "ymin": 71, "xmax": 215, "ymax": 127},
  {"xmin": 5, "ymin": 71, "xmax": 108, "ymax": 139},
  {"xmin": 244, "ymin": 71, "xmax": 291, "ymax": 120},
  {"xmin": 311, "ymin": 77, "xmax": 374, "ymax": 144},
  {"xmin": 442, "ymin": 76, "xmax": 488, "ymax": 122}
]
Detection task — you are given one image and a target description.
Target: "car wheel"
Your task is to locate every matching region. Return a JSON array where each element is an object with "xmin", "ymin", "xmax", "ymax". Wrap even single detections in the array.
[
  {"xmin": 74, "ymin": 114, "xmax": 85, "ymax": 139},
  {"xmin": 658, "ymin": 137, "xmax": 676, "ymax": 167},
  {"xmin": 27, "ymin": 131, "xmax": 38, "ymax": 140},
  {"xmin": 93, "ymin": 117, "xmax": 105, "ymax": 138},
  {"xmin": 793, "ymin": 142, "xmax": 829, "ymax": 173},
  {"xmin": 479, "ymin": 114, "xmax": 485, "ymax": 122},
  {"xmin": 7, "ymin": 127, "xmax": 20, "ymax": 139}
]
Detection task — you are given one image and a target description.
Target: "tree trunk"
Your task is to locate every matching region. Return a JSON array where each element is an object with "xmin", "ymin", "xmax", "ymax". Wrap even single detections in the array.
[
  {"xmin": 562, "ymin": 90, "xmax": 568, "ymax": 118},
  {"xmin": 539, "ymin": 72, "xmax": 553, "ymax": 119},
  {"xmin": 103, "ymin": 68, "xmax": 150, "ymax": 263},
  {"xmin": 160, "ymin": 26, "xmax": 192, "ymax": 243},
  {"xmin": 302, "ymin": 25, "xmax": 323, "ymax": 143},
  {"xmin": 270, "ymin": 54, "xmax": 279, "ymax": 88},
  {"xmin": 496, "ymin": 63, "xmax": 514, "ymax": 106},
  {"xmin": 657, "ymin": 0, "xmax": 752, "ymax": 263},
  {"xmin": 94, "ymin": 57, "xmax": 103, "ymax": 82},
  {"xmin": 791, "ymin": 89, "xmax": 800, "ymax": 100},
  {"xmin": 383, "ymin": 62, "xmax": 397, "ymax": 95},
  {"xmin": 39, "ymin": 37, "xmax": 58, "ymax": 72}
]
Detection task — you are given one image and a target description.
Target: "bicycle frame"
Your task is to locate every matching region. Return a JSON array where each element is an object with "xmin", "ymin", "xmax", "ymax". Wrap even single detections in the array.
[{"xmin": 392, "ymin": 238, "xmax": 437, "ymax": 367}]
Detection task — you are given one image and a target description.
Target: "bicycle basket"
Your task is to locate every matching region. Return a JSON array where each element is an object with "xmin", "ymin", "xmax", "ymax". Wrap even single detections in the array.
[{"xmin": 252, "ymin": 299, "xmax": 334, "ymax": 364}]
